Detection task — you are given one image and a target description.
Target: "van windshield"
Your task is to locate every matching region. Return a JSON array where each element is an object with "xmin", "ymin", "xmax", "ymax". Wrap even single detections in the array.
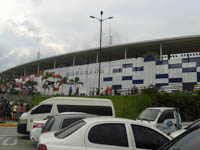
[{"xmin": 137, "ymin": 109, "xmax": 160, "ymax": 121}]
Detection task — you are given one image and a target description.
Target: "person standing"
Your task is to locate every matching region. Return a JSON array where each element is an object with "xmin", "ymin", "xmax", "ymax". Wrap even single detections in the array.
[
  {"xmin": 18, "ymin": 104, "xmax": 24, "ymax": 116},
  {"xmin": 108, "ymin": 87, "xmax": 112, "ymax": 96},
  {"xmin": 106, "ymin": 87, "xmax": 109, "ymax": 96},
  {"xmin": 12, "ymin": 103, "xmax": 18, "ymax": 121},
  {"xmin": 69, "ymin": 87, "xmax": 72, "ymax": 96},
  {"xmin": 76, "ymin": 87, "xmax": 79, "ymax": 96},
  {"xmin": 5, "ymin": 101, "xmax": 11, "ymax": 121}
]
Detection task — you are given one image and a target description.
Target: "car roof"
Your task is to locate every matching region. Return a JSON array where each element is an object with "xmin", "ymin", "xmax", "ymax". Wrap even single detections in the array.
[
  {"xmin": 146, "ymin": 107, "xmax": 177, "ymax": 111},
  {"xmin": 41, "ymin": 97, "xmax": 112, "ymax": 104},
  {"xmin": 53, "ymin": 112, "xmax": 97, "ymax": 119},
  {"xmin": 82, "ymin": 117, "xmax": 161, "ymax": 127}
]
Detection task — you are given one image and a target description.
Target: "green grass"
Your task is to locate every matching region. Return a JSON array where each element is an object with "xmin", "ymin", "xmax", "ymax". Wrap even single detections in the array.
[{"xmin": 31, "ymin": 95, "xmax": 151, "ymax": 120}]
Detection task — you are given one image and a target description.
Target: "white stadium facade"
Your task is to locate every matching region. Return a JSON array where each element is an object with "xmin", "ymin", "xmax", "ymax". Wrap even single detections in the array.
[{"xmin": 1, "ymin": 35, "xmax": 200, "ymax": 95}]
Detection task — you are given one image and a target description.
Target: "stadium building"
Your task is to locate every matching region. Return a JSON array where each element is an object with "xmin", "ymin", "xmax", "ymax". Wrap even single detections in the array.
[{"xmin": 1, "ymin": 35, "xmax": 200, "ymax": 95}]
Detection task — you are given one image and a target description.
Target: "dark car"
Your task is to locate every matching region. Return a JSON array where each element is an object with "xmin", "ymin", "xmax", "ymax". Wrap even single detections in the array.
[
  {"xmin": 41, "ymin": 112, "xmax": 97, "ymax": 133},
  {"xmin": 159, "ymin": 125, "xmax": 200, "ymax": 150}
]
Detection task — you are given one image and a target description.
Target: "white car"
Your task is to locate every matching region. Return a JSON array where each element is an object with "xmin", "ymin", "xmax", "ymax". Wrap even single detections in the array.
[
  {"xmin": 38, "ymin": 117, "xmax": 172, "ymax": 150},
  {"xmin": 30, "ymin": 120, "xmax": 47, "ymax": 142}
]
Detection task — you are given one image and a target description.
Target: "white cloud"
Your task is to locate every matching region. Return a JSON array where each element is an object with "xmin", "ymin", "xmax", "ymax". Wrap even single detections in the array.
[{"xmin": 0, "ymin": 0, "xmax": 200, "ymax": 72}]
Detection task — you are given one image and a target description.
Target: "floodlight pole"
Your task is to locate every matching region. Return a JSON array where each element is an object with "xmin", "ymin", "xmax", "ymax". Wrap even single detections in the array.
[{"xmin": 90, "ymin": 11, "xmax": 113, "ymax": 95}]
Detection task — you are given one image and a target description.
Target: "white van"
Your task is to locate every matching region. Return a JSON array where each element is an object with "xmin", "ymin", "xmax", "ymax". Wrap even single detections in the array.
[{"xmin": 17, "ymin": 97, "xmax": 115, "ymax": 134}]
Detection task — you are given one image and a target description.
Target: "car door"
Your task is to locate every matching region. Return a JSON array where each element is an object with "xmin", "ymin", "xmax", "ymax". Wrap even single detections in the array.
[
  {"xmin": 157, "ymin": 110, "xmax": 177, "ymax": 134},
  {"xmin": 85, "ymin": 122, "xmax": 133, "ymax": 150},
  {"xmin": 130, "ymin": 124, "xmax": 170, "ymax": 150}
]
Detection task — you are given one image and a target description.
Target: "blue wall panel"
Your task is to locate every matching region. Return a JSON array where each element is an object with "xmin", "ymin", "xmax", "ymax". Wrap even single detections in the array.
[
  {"xmin": 197, "ymin": 72, "xmax": 200, "ymax": 82},
  {"xmin": 132, "ymin": 80, "xmax": 143, "ymax": 84},
  {"xmin": 133, "ymin": 67, "xmax": 144, "ymax": 72},
  {"xmin": 122, "ymin": 76, "xmax": 132, "ymax": 80},
  {"xmin": 182, "ymin": 57, "xmax": 200, "ymax": 63},
  {"xmin": 104, "ymin": 77, "xmax": 112, "ymax": 82},
  {"xmin": 113, "ymin": 68, "xmax": 122, "ymax": 73},
  {"xmin": 156, "ymin": 60, "xmax": 168, "ymax": 65},
  {"xmin": 182, "ymin": 67, "xmax": 196, "ymax": 73},
  {"xmin": 169, "ymin": 63, "xmax": 182, "ymax": 69},
  {"xmin": 122, "ymin": 63, "xmax": 132, "ymax": 68},
  {"xmin": 112, "ymin": 85, "xmax": 122, "ymax": 89},
  {"xmin": 156, "ymin": 74, "xmax": 168, "ymax": 79},
  {"xmin": 169, "ymin": 78, "xmax": 182, "ymax": 83}
]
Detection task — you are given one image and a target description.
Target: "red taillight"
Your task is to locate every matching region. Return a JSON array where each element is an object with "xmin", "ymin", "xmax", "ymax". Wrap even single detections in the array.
[
  {"xmin": 38, "ymin": 144, "xmax": 47, "ymax": 150},
  {"xmin": 45, "ymin": 130, "xmax": 50, "ymax": 133},
  {"xmin": 33, "ymin": 123, "xmax": 44, "ymax": 128}
]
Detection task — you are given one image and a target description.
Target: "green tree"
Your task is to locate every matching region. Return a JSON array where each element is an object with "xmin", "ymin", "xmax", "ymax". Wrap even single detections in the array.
[
  {"xmin": 41, "ymin": 72, "xmax": 54, "ymax": 95},
  {"xmin": 57, "ymin": 76, "xmax": 69, "ymax": 95},
  {"xmin": 69, "ymin": 77, "xmax": 83, "ymax": 93},
  {"xmin": 24, "ymin": 80, "xmax": 38, "ymax": 89}
]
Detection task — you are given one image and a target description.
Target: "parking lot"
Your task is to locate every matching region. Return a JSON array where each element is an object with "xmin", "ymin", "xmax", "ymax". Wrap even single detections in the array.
[{"xmin": 0, "ymin": 127, "xmax": 36, "ymax": 150}]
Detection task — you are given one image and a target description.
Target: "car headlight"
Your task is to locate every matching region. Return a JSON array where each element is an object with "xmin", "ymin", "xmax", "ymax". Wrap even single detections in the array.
[{"xmin": 19, "ymin": 119, "xmax": 27, "ymax": 124}]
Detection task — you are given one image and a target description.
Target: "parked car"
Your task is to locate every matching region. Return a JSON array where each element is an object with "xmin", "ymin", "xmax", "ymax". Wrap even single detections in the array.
[
  {"xmin": 30, "ymin": 119, "xmax": 47, "ymax": 142},
  {"xmin": 18, "ymin": 97, "xmax": 115, "ymax": 134},
  {"xmin": 136, "ymin": 107, "xmax": 181, "ymax": 134},
  {"xmin": 170, "ymin": 119, "xmax": 200, "ymax": 138},
  {"xmin": 30, "ymin": 112, "xmax": 96, "ymax": 142},
  {"xmin": 38, "ymin": 117, "xmax": 172, "ymax": 150},
  {"xmin": 158, "ymin": 125, "xmax": 200, "ymax": 150}
]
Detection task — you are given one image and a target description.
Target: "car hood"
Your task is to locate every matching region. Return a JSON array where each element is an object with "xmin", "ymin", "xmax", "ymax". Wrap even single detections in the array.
[
  {"xmin": 170, "ymin": 129, "xmax": 186, "ymax": 138},
  {"xmin": 136, "ymin": 119, "xmax": 156, "ymax": 127},
  {"xmin": 39, "ymin": 132, "xmax": 57, "ymax": 144}
]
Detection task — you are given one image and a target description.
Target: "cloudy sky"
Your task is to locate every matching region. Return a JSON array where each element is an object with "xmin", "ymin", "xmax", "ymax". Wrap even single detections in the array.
[{"xmin": 0, "ymin": 0, "xmax": 200, "ymax": 72}]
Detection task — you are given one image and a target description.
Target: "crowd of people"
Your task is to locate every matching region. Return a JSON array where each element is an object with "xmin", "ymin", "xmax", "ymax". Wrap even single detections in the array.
[{"xmin": 0, "ymin": 98, "xmax": 30, "ymax": 122}]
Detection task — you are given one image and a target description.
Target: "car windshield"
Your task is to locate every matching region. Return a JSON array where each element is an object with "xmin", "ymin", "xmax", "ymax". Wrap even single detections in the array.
[
  {"xmin": 55, "ymin": 120, "xmax": 86, "ymax": 139},
  {"xmin": 42, "ymin": 116, "xmax": 55, "ymax": 133},
  {"xmin": 137, "ymin": 109, "xmax": 160, "ymax": 121}
]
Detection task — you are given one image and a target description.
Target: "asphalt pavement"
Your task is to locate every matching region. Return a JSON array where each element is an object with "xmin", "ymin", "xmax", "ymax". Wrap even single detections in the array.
[{"xmin": 0, "ymin": 127, "xmax": 36, "ymax": 150}]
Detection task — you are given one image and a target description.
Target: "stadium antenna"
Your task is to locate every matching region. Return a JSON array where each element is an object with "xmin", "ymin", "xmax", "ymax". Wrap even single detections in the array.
[{"xmin": 109, "ymin": 22, "xmax": 112, "ymax": 46}]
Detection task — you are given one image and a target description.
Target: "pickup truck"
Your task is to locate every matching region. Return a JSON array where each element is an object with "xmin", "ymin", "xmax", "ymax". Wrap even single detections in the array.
[{"xmin": 136, "ymin": 107, "xmax": 182, "ymax": 135}]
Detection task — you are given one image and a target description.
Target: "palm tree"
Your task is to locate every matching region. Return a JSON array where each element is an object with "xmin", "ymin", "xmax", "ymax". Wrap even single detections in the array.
[
  {"xmin": 69, "ymin": 77, "xmax": 83, "ymax": 94},
  {"xmin": 24, "ymin": 80, "xmax": 38, "ymax": 95},
  {"xmin": 57, "ymin": 76, "xmax": 69, "ymax": 95},
  {"xmin": 41, "ymin": 72, "xmax": 54, "ymax": 95}
]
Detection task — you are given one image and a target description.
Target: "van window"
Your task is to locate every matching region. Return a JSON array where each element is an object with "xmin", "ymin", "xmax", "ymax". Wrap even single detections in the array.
[
  {"xmin": 31, "ymin": 104, "xmax": 52, "ymax": 114},
  {"xmin": 57, "ymin": 105, "xmax": 113, "ymax": 116},
  {"xmin": 158, "ymin": 110, "xmax": 175, "ymax": 123}
]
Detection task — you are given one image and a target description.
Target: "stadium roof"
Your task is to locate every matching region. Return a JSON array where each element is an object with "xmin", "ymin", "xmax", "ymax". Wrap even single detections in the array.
[{"xmin": 1, "ymin": 34, "xmax": 200, "ymax": 77}]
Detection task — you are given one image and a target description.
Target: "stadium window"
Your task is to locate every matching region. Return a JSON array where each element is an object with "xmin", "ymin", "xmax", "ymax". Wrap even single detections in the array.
[
  {"xmin": 122, "ymin": 63, "xmax": 133, "ymax": 68},
  {"xmin": 113, "ymin": 68, "xmax": 122, "ymax": 73},
  {"xmin": 104, "ymin": 77, "xmax": 112, "ymax": 82}
]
